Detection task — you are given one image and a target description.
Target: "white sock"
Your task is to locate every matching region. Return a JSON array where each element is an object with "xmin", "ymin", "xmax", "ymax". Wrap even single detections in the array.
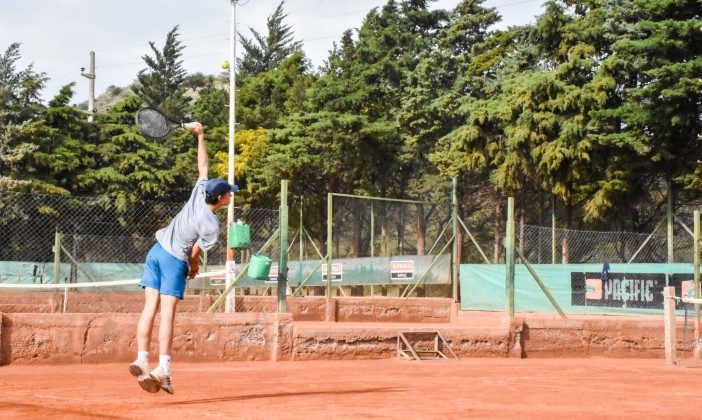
[
  {"xmin": 159, "ymin": 354, "xmax": 171, "ymax": 374},
  {"xmin": 137, "ymin": 351, "xmax": 149, "ymax": 363}
]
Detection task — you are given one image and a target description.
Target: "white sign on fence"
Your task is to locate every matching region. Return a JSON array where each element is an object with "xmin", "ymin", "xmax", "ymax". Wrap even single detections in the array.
[
  {"xmin": 265, "ymin": 264, "xmax": 279, "ymax": 284},
  {"xmin": 322, "ymin": 263, "xmax": 343, "ymax": 282},
  {"xmin": 390, "ymin": 260, "xmax": 414, "ymax": 281}
]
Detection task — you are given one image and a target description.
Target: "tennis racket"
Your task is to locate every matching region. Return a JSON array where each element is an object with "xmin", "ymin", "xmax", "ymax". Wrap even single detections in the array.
[{"xmin": 135, "ymin": 107, "xmax": 186, "ymax": 140}]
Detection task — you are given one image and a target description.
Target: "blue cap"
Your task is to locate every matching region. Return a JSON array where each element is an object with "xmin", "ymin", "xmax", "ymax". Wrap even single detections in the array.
[{"xmin": 205, "ymin": 178, "xmax": 239, "ymax": 197}]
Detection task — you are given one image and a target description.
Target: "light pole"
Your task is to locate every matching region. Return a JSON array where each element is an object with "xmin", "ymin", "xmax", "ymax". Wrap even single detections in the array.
[{"xmin": 225, "ymin": 0, "xmax": 237, "ymax": 313}]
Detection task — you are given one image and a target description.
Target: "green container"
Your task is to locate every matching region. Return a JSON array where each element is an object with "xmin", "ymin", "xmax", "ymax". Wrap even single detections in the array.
[
  {"xmin": 247, "ymin": 254, "xmax": 273, "ymax": 280},
  {"xmin": 229, "ymin": 222, "xmax": 251, "ymax": 249}
]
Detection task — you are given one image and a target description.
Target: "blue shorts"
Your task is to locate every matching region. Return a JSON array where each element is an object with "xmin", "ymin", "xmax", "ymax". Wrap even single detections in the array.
[{"xmin": 139, "ymin": 243, "xmax": 188, "ymax": 299}]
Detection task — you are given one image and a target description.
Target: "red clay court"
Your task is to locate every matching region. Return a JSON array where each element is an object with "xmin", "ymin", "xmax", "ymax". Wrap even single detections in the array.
[{"xmin": 1, "ymin": 358, "xmax": 701, "ymax": 419}]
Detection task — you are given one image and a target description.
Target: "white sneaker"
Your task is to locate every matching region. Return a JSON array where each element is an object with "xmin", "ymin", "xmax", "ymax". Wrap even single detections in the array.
[
  {"xmin": 149, "ymin": 366, "xmax": 174, "ymax": 395},
  {"xmin": 129, "ymin": 359, "xmax": 160, "ymax": 393}
]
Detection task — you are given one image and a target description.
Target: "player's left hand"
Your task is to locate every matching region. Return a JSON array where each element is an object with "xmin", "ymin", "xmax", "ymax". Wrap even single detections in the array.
[{"xmin": 187, "ymin": 265, "xmax": 199, "ymax": 280}]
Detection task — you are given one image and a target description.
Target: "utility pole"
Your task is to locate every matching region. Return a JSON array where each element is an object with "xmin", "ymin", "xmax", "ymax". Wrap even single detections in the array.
[
  {"xmin": 81, "ymin": 51, "xmax": 96, "ymax": 122},
  {"xmin": 225, "ymin": 1, "xmax": 237, "ymax": 313}
]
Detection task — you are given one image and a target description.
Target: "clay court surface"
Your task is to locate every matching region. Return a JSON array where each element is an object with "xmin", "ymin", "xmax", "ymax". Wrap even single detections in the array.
[{"xmin": 0, "ymin": 358, "xmax": 700, "ymax": 419}]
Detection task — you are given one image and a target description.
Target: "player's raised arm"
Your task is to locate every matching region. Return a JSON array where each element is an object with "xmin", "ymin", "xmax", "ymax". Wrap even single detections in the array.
[{"xmin": 185, "ymin": 122, "xmax": 207, "ymax": 179}]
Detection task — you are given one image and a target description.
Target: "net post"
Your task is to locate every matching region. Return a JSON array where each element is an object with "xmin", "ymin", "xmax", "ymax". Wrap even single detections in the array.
[{"xmin": 664, "ymin": 286, "xmax": 677, "ymax": 365}]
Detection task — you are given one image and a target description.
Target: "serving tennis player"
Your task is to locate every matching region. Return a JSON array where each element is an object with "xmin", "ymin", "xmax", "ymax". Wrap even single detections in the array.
[{"xmin": 129, "ymin": 121, "xmax": 238, "ymax": 394}]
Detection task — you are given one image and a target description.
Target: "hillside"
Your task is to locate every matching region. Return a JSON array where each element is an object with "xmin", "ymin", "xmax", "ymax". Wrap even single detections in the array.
[{"xmin": 77, "ymin": 73, "xmax": 228, "ymax": 112}]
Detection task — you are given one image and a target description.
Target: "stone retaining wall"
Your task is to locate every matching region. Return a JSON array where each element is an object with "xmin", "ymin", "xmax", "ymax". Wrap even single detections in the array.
[
  {"xmin": 0, "ymin": 293, "xmax": 452, "ymax": 323},
  {"xmin": 0, "ymin": 311, "xmax": 678, "ymax": 365}
]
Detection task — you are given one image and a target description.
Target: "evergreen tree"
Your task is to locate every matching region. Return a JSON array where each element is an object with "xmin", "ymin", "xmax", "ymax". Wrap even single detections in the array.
[
  {"xmin": 132, "ymin": 26, "xmax": 189, "ymax": 117},
  {"xmin": 237, "ymin": 51, "xmax": 313, "ymax": 129},
  {"xmin": 192, "ymin": 76, "xmax": 228, "ymax": 128},
  {"xmin": 0, "ymin": 43, "xmax": 63, "ymax": 193},
  {"xmin": 238, "ymin": 1, "xmax": 303, "ymax": 77},
  {"xmin": 78, "ymin": 96, "xmax": 188, "ymax": 209},
  {"xmin": 589, "ymin": 0, "xmax": 702, "ymax": 201}
]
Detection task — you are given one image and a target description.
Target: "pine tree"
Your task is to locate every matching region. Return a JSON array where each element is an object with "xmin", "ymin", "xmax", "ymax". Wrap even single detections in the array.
[
  {"xmin": 0, "ymin": 43, "xmax": 64, "ymax": 193},
  {"xmin": 238, "ymin": 1, "xmax": 303, "ymax": 77},
  {"xmin": 237, "ymin": 52, "xmax": 312, "ymax": 130},
  {"xmin": 132, "ymin": 26, "xmax": 189, "ymax": 117}
]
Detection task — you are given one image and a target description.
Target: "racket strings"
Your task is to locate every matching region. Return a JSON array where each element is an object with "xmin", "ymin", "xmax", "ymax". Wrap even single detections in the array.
[{"xmin": 136, "ymin": 108, "xmax": 170, "ymax": 139}]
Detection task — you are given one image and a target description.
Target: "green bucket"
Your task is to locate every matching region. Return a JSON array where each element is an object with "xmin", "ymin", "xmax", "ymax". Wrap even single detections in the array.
[
  {"xmin": 229, "ymin": 222, "xmax": 251, "ymax": 249},
  {"xmin": 247, "ymin": 254, "xmax": 273, "ymax": 280}
]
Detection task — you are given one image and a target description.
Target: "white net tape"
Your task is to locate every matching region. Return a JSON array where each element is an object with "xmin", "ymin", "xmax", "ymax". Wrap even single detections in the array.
[{"xmin": 0, "ymin": 269, "xmax": 226, "ymax": 290}]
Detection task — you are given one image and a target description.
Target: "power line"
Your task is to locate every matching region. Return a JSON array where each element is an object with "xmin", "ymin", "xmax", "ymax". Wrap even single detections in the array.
[
  {"xmin": 41, "ymin": 0, "xmax": 545, "ymax": 72},
  {"xmin": 97, "ymin": 33, "xmax": 227, "ymax": 53},
  {"xmin": 96, "ymin": 51, "xmax": 229, "ymax": 69},
  {"xmin": 303, "ymin": 34, "xmax": 346, "ymax": 42},
  {"xmin": 490, "ymin": 0, "xmax": 542, "ymax": 8},
  {"xmin": 52, "ymin": 69, "xmax": 80, "ymax": 82},
  {"xmin": 44, "ymin": 54, "xmax": 86, "ymax": 72},
  {"xmin": 43, "ymin": 0, "xmax": 547, "ymax": 81}
]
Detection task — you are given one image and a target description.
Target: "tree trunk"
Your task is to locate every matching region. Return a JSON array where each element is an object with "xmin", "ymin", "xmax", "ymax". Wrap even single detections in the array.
[
  {"xmin": 351, "ymin": 206, "xmax": 362, "ymax": 257},
  {"xmin": 416, "ymin": 204, "xmax": 426, "ymax": 256},
  {"xmin": 493, "ymin": 199, "xmax": 504, "ymax": 263},
  {"xmin": 396, "ymin": 220, "xmax": 404, "ymax": 255},
  {"xmin": 562, "ymin": 197, "xmax": 571, "ymax": 263},
  {"xmin": 381, "ymin": 203, "xmax": 388, "ymax": 256}
]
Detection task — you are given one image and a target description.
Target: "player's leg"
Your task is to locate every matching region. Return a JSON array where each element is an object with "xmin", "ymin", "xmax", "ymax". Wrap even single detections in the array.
[
  {"xmin": 148, "ymin": 248, "xmax": 187, "ymax": 395},
  {"xmin": 132, "ymin": 244, "xmax": 164, "ymax": 393},
  {"xmin": 149, "ymin": 296, "xmax": 181, "ymax": 395},
  {"xmin": 158, "ymin": 294, "xmax": 179, "ymax": 357},
  {"xmin": 136, "ymin": 287, "xmax": 161, "ymax": 358}
]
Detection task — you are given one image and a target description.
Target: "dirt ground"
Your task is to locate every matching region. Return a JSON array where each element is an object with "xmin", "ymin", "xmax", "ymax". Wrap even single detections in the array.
[{"xmin": 0, "ymin": 358, "xmax": 700, "ymax": 419}]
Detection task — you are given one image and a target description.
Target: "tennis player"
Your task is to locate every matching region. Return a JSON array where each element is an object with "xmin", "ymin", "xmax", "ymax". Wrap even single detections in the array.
[{"xmin": 129, "ymin": 121, "xmax": 238, "ymax": 394}]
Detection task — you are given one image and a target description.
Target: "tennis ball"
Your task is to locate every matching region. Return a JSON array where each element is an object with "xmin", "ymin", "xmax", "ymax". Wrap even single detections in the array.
[{"xmin": 221, "ymin": 60, "xmax": 230, "ymax": 70}]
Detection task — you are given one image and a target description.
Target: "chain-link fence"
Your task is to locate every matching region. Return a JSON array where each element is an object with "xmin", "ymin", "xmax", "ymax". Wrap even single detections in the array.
[
  {"xmin": 516, "ymin": 216, "xmax": 696, "ymax": 264},
  {"xmin": 0, "ymin": 191, "xmax": 279, "ymax": 285},
  {"xmin": 460, "ymin": 207, "xmax": 701, "ymax": 315},
  {"xmin": 330, "ymin": 196, "xmax": 454, "ymax": 258},
  {"xmin": 4, "ymin": 187, "xmax": 700, "ymax": 308},
  {"xmin": 297, "ymin": 195, "xmax": 455, "ymax": 298}
]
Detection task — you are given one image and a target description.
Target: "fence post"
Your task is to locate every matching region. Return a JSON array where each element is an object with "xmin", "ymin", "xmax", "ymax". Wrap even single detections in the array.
[
  {"xmin": 663, "ymin": 286, "xmax": 677, "ymax": 365},
  {"xmin": 326, "ymin": 193, "xmax": 333, "ymax": 299},
  {"xmin": 506, "ymin": 197, "xmax": 515, "ymax": 318},
  {"xmin": 53, "ymin": 231, "xmax": 62, "ymax": 284},
  {"xmin": 452, "ymin": 178, "xmax": 459, "ymax": 302},
  {"xmin": 370, "ymin": 202, "xmax": 375, "ymax": 258},
  {"xmin": 667, "ymin": 180, "xmax": 674, "ymax": 263},
  {"xmin": 278, "ymin": 180, "xmax": 289, "ymax": 313},
  {"xmin": 299, "ymin": 197, "xmax": 304, "ymax": 261},
  {"xmin": 694, "ymin": 210, "xmax": 701, "ymax": 359}
]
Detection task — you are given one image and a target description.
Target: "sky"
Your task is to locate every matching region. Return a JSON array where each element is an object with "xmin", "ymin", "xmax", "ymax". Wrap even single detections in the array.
[{"xmin": 1, "ymin": 0, "xmax": 548, "ymax": 105}]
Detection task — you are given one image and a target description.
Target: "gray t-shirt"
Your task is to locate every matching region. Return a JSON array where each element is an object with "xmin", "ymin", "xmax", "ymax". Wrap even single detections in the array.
[{"xmin": 155, "ymin": 179, "xmax": 220, "ymax": 261}]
